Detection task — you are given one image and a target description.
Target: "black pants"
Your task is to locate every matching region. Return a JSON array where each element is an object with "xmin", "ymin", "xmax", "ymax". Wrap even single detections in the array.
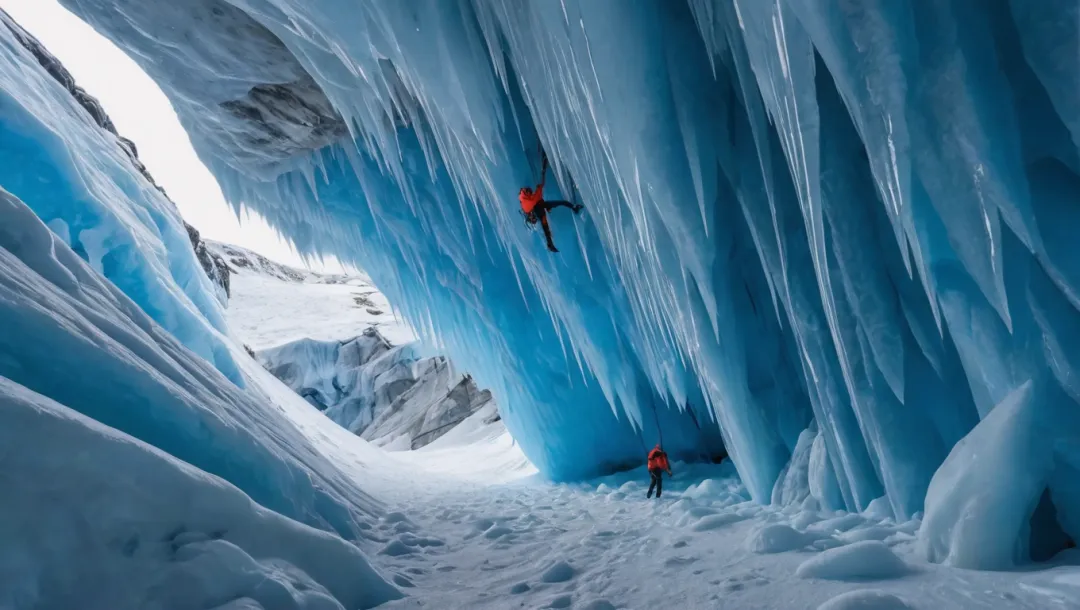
[
  {"xmin": 647, "ymin": 469, "xmax": 664, "ymax": 498},
  {"xmin": 534, "ymin": 200, "xmax": 576, "ymax": 252}
]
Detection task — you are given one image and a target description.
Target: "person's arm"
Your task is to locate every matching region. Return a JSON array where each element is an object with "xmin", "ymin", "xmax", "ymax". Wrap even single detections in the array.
[{"xmin": 538, "ymin": 154, "xmax": 549, "ymax": 190}]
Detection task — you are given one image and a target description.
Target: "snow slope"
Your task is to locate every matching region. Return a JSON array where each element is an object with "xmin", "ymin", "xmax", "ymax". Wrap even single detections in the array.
[
  {"xmin": 211, "ymin": 240, "xmax": 416, "ymax": 350},
  {"xmin": 0, "ymin": 186, "xmax": 402, "ymax": 608}
]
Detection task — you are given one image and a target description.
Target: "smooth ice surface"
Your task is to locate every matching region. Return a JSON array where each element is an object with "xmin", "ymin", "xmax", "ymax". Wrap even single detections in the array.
[
  {"xmin": 919, "ymin": 380, "xmax": 1080, "ymax": 569},
  {"xmin": 54, "ymin": 0, "xmax": 1080, "ymax": 560}
]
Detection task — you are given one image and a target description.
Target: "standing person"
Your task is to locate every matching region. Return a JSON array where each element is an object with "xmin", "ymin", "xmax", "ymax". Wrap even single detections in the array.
[{"xmin": 646, "ymin": 444, "xmax": 673, "ymax": 499}]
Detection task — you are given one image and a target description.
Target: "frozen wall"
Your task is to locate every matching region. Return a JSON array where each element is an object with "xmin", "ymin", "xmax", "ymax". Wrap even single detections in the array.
[
  {"xmin": 0, "ymin": 7, "xmax": 242, "ymax": 384},
  {"xmin": 58, "ymin": 0, "xmax": 1080, "ymax": 562}
]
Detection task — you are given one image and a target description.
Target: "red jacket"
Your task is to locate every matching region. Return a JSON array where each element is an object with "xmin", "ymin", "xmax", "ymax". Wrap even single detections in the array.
[
  {"xmin": 647, "ymin": 447, "xmax": 670, "ymax": 471},
  {"xmin": 519, "ymin": 184, "xmax": 544, "ymax": 213}
]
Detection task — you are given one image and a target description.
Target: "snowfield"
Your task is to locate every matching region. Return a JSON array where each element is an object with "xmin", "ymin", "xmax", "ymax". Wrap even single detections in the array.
[
  {"xmin": 365, "ymin": 445, "xmax": 1080, "ymax": 610},
  {"xmin": 212, "ymin": 241, "xmax": 416, "ymax": 351}
]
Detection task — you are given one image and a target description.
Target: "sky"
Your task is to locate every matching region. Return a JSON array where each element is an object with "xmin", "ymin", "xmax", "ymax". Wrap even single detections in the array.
[{"xmin": 0, "ymin": 0, "xmax": 346, "ymax": 272}]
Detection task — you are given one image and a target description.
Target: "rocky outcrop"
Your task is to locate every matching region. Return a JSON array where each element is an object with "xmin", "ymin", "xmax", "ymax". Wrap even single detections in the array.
[
  {"xmin": 259, "ymin": 328, "xmax": 494, "ymax": 450},
  {"xmin": 185, "ymin": 224, "xmax": 231, "ymax": 304}
]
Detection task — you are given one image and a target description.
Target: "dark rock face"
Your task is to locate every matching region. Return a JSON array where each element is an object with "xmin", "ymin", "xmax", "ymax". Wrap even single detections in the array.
[
  {"xmin": 218, "ymin": 76, "xmax": 349, "ymax": 165},
  {"xmin": 185, "ymin": 224, "xmax": 231, "ymax": 301},
  {"xmin": 259, "ymin": 328, "xmax": 495, "ymax": 449},
  {"xmin": 1, "ymin": 8, "xmax": 230, "ymax": 302},
  {"xmin": 57, "ymin": 0, "xmax": 349, "ymax": 176}
]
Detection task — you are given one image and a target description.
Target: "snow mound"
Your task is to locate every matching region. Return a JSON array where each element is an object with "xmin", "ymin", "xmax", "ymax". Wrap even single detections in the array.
[
  {"xmin": 796, "ymin": 541, "xmax": 911, "ymax": 581},
  {"xmin": 919, "ymin": 380, "xmax": 1080, "ymax": 569},
  {"xmin": 748, "ymin": 524, "xmax": 823, "ymax": 554},
  {"xmin": 817, "ymin": 590, "xmax": 915, "ymax": 610},
  {"xmin": 540, "ymin": 561, "xmax": 576, "ymax": 583},
  {"xmin": 0, "ymin": 375, "xmax": 398, "ymax": 609},
  {"xmin": 693, "ymin": 512, "xmax": 748, "ymax": 532}
]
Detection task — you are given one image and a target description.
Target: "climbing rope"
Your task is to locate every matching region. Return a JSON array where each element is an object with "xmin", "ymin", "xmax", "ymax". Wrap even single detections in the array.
[{"xmin": 650, "ymin": 401, "xmax": 663, "ymax": 447}]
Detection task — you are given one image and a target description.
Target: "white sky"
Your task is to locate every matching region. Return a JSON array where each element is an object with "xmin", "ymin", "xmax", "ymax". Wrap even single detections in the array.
[{"xmin": 0, "ymin": 0, "xmax": 345, "ymax": 272}]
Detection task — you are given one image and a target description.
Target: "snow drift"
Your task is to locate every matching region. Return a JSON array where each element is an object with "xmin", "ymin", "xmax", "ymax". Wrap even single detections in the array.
[{"xmin": 26, "ymin": 0, "xmax": 1080, "ymax": 567}]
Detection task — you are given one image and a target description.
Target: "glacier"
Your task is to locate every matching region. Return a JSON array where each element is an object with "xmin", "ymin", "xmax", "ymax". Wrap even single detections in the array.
[{"xmin": 3, "ymin": 0, "xmax": 1078, "ymax": 575}]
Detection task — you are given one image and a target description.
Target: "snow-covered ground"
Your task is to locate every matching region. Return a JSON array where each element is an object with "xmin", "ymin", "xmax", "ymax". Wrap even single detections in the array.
[
  {"xmin": 212, "ymin": 241, "xmax": 416, "ymax": 351},
  {"xmin": 360, "ymin": 419, "xmax": 1080, "ymax": 610}
]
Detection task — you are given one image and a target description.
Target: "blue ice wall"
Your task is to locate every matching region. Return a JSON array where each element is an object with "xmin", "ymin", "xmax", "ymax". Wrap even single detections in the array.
[
  {"xmin": 0, "ymin": 9, "xmax": 242, "ymax": 384},
  {"xmin": 61, "ymin": 0, "xmax": 1080, "ymax": 526}
]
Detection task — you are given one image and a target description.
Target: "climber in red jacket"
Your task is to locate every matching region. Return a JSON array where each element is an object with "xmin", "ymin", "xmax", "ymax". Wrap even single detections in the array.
[
  {"xmin": 519, "ymin": 153, "xmax": 583, "ymax": 253},
  {"xmin": 646, "ymin": 444, "xmax": 673, "ymax": 499}
]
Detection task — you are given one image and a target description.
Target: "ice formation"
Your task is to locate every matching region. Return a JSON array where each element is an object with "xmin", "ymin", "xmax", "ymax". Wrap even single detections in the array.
[
  {"xmin": 0, "ymin": 7, "xmax": 241, "ymax": 384},
  {"xmin": 55, "ymin": 0, "xmax": 1080, "ymax": 561},
  {"xmin": 8, "ymin": 0, "xmax": 1078, "ymax": 569}
]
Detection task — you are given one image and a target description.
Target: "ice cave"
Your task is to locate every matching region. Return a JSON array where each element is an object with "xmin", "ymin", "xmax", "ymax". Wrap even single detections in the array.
[{"xmin": 1, "ymin": 0, "xmax": 1079, "ymax": 608}]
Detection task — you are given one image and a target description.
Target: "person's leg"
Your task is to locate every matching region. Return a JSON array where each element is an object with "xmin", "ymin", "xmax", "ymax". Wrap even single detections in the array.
[
  {"xmin": 647, "ymin": 472, "xmax": 657, "ymax": 498},
  {"xmin": 539, "ymin": 212, "xmax": 558, "ymax": 252},
  {"xmin": 656, "ymin": 471, "xmax": 663, "ymax": 498},
  {"xmin": 543, "ymin": 200, "xmax": 584, "ymax": 214}
]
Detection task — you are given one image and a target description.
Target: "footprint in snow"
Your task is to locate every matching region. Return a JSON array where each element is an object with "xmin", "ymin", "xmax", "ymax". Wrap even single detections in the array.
[
  {"xmin": 545, "ymin": 594, "xmax": 573, "ymax": 608},
  {"xmin": 541, "ymin": 561, "xmax": 576, "ymax": 583},
  {"xmin": 720, "ymin": 569, "xmax": 770, "ymax": 592},
  {"xmin": 379, "ymin": 540, "xmax": 413, "ymax": 556}
]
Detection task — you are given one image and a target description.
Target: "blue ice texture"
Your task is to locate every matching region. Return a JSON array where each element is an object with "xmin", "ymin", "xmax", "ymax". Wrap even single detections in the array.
[{"xmin": 24, "ymin": 0, "xmax": 1080, "ymax": 569}]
